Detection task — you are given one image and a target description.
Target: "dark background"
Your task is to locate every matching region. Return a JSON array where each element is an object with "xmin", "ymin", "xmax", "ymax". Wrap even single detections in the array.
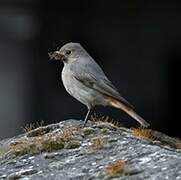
[{"xmin": 0, "ymin": 0, "xmax": 180, "ymax": 138}]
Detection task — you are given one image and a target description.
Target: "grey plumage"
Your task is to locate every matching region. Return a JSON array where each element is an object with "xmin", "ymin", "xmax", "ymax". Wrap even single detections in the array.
[{"xmin": 49, "ymin": 42, "xmax": 150, "ymax": 128}]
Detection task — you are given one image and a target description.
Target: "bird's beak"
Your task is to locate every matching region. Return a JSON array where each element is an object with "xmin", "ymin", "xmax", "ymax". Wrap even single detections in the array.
[{"xmin": 48, "ymin": 51, "xmax": 66, "ymax": 61}]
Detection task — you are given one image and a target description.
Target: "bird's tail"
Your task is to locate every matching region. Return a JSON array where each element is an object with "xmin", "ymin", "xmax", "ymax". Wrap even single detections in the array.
[{"xmin": 107, "ymin": 97, "xmax": 150, "ymax": 128}]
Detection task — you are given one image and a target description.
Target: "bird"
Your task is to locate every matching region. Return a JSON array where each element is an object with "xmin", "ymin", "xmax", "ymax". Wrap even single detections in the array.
[{"xmin": 49, "ymin": 42, "xmax": 150, "ymax": 128}]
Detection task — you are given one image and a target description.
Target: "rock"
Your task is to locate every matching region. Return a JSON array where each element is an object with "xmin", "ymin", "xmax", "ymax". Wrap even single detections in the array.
[{"xmin": 0, "ymin": 119, "xmax": 181, "ymax": 180}]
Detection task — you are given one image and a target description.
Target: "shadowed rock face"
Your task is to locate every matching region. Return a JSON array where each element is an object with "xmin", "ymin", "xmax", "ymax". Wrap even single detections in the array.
[{"xmin": 0, "ymin": 119, "xmax": 181, "ymax": 180}]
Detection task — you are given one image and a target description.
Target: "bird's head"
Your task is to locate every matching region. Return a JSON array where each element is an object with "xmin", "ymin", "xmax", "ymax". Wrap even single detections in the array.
[{"xmin": 49, "ymin": 42, "xmax": 86, "ymax": 64}]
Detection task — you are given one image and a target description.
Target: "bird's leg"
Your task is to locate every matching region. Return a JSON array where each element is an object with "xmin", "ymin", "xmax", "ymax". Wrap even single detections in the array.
[{"xmin": 82, "ymin": 108, "xmax": 93, "ymax": 128}]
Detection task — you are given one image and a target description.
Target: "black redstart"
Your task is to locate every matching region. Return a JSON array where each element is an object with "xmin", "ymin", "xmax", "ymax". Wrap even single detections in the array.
[{"xmin": 49, "ymin": 42, "xmax": 150, "ymax": 128}]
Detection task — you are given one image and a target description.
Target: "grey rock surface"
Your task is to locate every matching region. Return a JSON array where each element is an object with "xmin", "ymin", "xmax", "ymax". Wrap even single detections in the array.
[{"xmin": 0, "ymin": 119, "xmax": 181, "ymax": 180}]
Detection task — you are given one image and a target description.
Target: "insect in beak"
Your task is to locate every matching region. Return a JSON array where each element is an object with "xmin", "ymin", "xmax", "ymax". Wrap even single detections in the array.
[{"xmin": 48, "ymin": 51, "xmax": 66, "ymax": 61}]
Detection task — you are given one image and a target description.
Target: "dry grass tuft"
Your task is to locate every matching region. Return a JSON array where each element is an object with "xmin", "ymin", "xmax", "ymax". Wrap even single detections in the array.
[
  {"xmin": 106, "ymin": 160, "xmax": 128, "ymax": 177},
  {"xmin": 131, "ymin": 128, "xmax": 156, "ymax": 141},
  {"xmin": 175, "ymin": 138, "xmax": 181, "ymax": 149},
  {"xmin": 90, "ymin": 113, "xmax": 122, "ymax": 128},
  {"xmin": 23, "ymin": 120, "xmax": 44, "ymax": 133},
  {"xmin": 176, "ymin": 142, "xmax": 181, "ymax": 149},
  {"xmin": 88, "ymin": 136, "xmax": 108, "ymax": 152}
]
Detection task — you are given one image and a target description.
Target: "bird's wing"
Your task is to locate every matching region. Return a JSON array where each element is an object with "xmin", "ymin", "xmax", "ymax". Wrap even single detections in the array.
[{"xmin": 71, "ymin": 60, "xmax": 134, "ymax": 109}]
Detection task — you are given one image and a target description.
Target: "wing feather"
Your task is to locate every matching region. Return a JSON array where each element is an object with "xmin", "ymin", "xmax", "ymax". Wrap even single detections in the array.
[{"xmin": 71, "ymin": 60, "xmax": 134, "ymax": 109}]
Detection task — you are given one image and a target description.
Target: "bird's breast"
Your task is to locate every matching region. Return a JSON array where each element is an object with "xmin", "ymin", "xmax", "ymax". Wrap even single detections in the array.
[
  {"xmin": 61, "ymin": 66, "xmax": 108, "ymax": 107},
  {"xmin": 62, "ymin": 66, "xmax": 85, "ymax": 98},
  {"xmin": 61, "ymin": 67, "xmax": 74, "ymax": 95}
]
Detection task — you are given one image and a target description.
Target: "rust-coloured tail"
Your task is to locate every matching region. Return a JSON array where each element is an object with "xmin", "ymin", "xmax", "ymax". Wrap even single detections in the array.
[{"xmin": 107, "ymin": 97, "xmax": 150, "ymax": 128}]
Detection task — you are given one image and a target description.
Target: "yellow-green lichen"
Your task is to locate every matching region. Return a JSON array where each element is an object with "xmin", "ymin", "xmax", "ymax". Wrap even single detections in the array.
[
  {"xmin": 65, "ymin": 140, "xmax": 81, "ymax": 149},
  {"xmin": 83, "ymin": 127, "xmax": 96, "ymax": 136},
  {"xmin": 9, "ymin": 126, "xmax": 81, "ymax": 157},
  {"xmin": 0, "ymin": 145, "xmax": 9, "ymax": 158}
]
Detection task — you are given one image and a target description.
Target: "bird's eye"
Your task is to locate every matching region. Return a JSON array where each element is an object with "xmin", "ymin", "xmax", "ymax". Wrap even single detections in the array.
[{"xmin": 65, "ymin": 50, "xmax": 71, "ymax": 55}]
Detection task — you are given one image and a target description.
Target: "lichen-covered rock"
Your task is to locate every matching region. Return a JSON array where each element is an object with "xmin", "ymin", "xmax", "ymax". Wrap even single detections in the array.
[{"xmin": 0, "ymin": 119, "xmax": 181, "ymax": 180}]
